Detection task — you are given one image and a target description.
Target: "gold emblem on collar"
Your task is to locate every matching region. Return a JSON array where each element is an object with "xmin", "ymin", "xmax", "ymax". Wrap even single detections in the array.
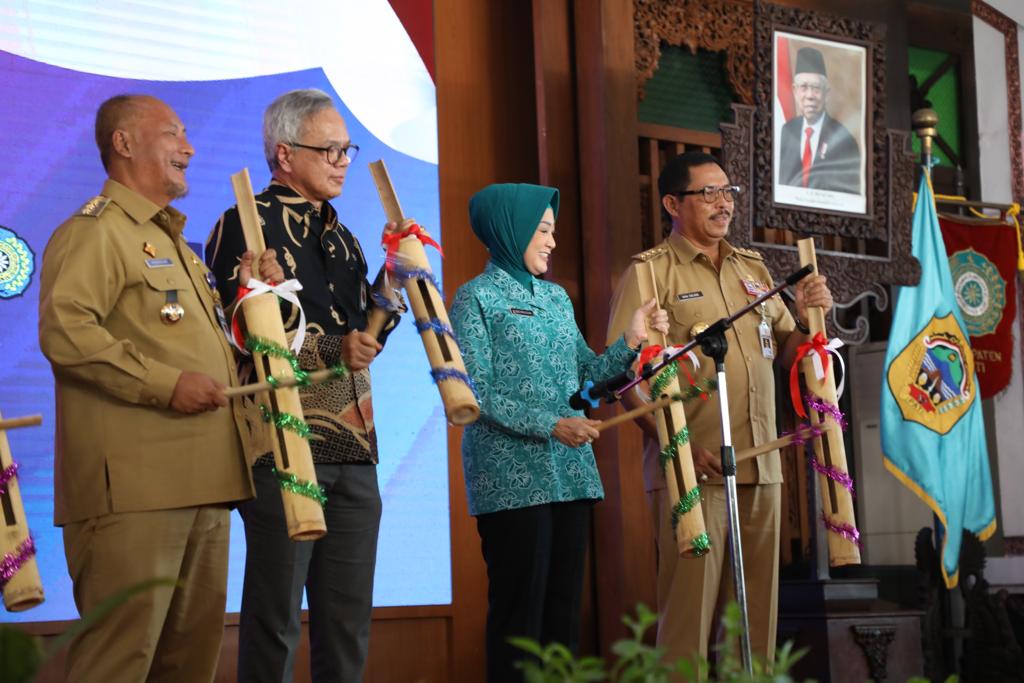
[
  {"xmin": 734, "ymin": 246, "xmax": 764, "ymax": 261},
  {"xmin": 631, "ymin": 245, "xmax": 669, "ymax": 263},
  {"xmin": 143, "ymin": 242, "xmax": 157, "ymax": 257},
  {"xmin": 77, "ymin": 195, "xmax": 110, "ymax": 217}
]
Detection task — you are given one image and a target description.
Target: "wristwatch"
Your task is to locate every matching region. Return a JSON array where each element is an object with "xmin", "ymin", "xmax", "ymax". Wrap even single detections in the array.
[{"xmin": 794, "ymin": 315, "xmax": 810, "ymax": 334}]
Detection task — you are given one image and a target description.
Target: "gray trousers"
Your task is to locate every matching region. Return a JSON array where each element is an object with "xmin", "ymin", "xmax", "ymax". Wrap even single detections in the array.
[{"xmin": 237, "ymin": 463, "xmax": 382, "ymax": 683}]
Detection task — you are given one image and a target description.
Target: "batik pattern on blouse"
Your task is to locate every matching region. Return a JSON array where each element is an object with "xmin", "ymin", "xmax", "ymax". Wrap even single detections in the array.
[
  {"xmin": 450, "ymin": 263, "xmax": 635, "ymax": 515},
  {"xmin": 206, "ymin": 182, "xmax": 401, "ymax": 466}
]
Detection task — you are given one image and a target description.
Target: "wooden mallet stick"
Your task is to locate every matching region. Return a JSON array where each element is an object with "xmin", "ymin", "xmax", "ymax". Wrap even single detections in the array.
[
  {"xmin": 223, "ymin": 368, "xmax": 345, "ymax": 398},
  {"xmin": 0, "ymin": 415, "xmax": 42, "ymax": 431},
  {"xmin": 735, "ymin": 419, "xmax": 840, "ymax": 464}
]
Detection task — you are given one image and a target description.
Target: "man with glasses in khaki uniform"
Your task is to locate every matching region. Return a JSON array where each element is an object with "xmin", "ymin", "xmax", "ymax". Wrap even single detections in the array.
[{"xmin": 607, "ymin": 151, "xmax": 833, "ymax": 666}]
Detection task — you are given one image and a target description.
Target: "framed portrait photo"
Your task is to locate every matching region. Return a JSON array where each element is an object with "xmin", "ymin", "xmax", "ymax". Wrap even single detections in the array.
[{"xmin": 771, "ymin": 31, "xmax": 869, "ymax": 216}]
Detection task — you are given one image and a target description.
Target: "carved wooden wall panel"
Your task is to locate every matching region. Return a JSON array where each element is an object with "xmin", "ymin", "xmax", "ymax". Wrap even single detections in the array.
[{"xmin": 634, "ymin": 0, "xmax": 754, "ymax": 105}]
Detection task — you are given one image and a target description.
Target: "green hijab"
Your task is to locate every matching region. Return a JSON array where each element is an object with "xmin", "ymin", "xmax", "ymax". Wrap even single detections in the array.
[{"xmin": 468, "ymin": 183, "xmax": 560, "ymax": 292}]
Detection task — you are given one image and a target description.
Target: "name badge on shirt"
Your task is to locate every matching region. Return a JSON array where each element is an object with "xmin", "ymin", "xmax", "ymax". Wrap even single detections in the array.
[
  {"xmin": 677, "ymin": 290, "xmax": 703, "ymax": 302},
  {"xmin": 758, "ymin": 303, "xmax": 774, "ymax": 359},
  {"xmin": 510, "ymin": 308, "xmax": 534, "ymax": 317},
  {"xmin": 146, "ymin": 258, "xmax": 174, "ymax": 268},
  {"xmin": 204, "ymin": 272, "xmax": 233, "ymax": 342}
]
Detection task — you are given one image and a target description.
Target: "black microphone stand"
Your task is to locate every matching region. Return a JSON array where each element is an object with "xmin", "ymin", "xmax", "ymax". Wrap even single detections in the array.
[{"xmin": 614, "ymin": 263, "xmax": 814, "ymax": 674}]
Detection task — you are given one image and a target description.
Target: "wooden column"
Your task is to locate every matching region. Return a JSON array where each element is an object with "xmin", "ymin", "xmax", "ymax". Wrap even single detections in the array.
[
  {"xmin": 573, "ymin": 0, "xmax": 656, "ymax": 654},
  {"xmin": 435, "ymin": 1, "xmax": 540, "ymax": 680}
]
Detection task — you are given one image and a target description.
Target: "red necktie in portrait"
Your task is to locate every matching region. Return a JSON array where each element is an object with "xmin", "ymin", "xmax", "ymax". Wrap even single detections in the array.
[{"xmin": 801, "ymin": 126, "xmax": 813, "ymax": 187}]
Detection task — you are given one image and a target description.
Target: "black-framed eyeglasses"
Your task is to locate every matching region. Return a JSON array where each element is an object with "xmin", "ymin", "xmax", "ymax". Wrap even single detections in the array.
[
  {"xmin": 289, "ymin": 142, "xmax": 360, "ymax": 165},
  {"xmin": 675, "ymin": 185, "xmax": 741, "ymax": 204}
]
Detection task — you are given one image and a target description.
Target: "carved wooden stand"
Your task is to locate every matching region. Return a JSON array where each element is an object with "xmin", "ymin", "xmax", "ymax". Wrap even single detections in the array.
[{"xmin": 777, "ymin": 470, "xmax": 923, "ymax": 682}]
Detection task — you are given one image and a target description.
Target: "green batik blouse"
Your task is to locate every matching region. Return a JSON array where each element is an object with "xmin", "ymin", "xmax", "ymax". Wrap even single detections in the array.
[{"xmin": 450, "ymin": 263, "xmax": 636, "ymax": 516}]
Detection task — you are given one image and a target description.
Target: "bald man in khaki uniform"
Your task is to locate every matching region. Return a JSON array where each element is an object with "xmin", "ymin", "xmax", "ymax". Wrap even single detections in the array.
[
  {"xmin": 38, "ymin": 95, "xmax": 280, "ymax": 682},
  {"xmin": 607, "ymin": 152, "xmax": 832, "ymax": 666}
]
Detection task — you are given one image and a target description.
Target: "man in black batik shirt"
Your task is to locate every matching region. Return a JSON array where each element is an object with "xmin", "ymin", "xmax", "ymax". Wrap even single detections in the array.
[{"xmin": 206, "ymin": 88, "xmax": 406, "ymax": 683}]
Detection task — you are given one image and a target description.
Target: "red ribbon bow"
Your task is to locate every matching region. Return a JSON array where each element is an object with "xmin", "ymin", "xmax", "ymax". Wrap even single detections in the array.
[
  {"xmin": 637, "ymin": 344, "xmax": 664, "ymax": 368},
  {"xmin": 383, "ymin": 223, "xmax": 443, "ymax": 272},
  {"xmin": 230, "ymin": 285, "xmax": 253, "ymax": 349},
  {"xmin": 789, "ymin": 332, "xmax": 830, "ymax": 418}
]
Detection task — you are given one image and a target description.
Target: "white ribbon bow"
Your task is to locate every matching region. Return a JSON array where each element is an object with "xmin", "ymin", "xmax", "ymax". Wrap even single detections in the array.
[
  {"xmin": 810, "ymin": 337, "xmax": 846, "ymax": 399},
  {"xmin": 232, "ymin": 278, "xmax": 307, "ymax": 355}
]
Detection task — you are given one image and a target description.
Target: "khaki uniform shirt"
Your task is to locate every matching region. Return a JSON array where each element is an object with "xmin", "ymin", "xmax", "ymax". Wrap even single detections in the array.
[
  {"xmin": 39, "ymin": 179, "xmax": 254, "ymax": 525},
  {"xmin": 606, "ymin": 232, "xmax": 796, "ymax": 491}
]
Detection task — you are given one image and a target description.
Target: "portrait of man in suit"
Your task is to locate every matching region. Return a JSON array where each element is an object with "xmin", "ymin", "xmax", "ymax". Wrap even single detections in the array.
[{"xmin": 777, "ymin": 47, "xmax": 862, "ymax": 196}]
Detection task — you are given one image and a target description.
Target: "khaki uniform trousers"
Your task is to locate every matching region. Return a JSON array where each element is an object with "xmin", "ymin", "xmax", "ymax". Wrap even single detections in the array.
[
  {"xmin": 650, "ymin": 483, "xmax": 780, "ymax": 667},
  {"xmin": 62, "ymin": 505, "xmax": 230, "ymax": 683}
]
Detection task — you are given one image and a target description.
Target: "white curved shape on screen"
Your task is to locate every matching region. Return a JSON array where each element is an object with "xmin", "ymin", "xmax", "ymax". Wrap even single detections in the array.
[{"xmin": 0, "ymin": 0, "xmax": 437, "ymax": 163}]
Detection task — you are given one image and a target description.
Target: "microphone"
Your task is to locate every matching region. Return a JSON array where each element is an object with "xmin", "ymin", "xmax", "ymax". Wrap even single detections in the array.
[
  {"xmin": 785, "ymin": 263, "xmax": 815, "ymax": 286},
  {"xmin": 569, "ymin": 369, "xmax": 636, "ymax": 410}
]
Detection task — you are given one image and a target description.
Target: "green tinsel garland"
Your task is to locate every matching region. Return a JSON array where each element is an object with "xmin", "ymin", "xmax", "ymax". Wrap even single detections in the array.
[
  {"xmin": 246, "ymin": 335, "xmax": 310, "ymax": 385},
  {"xmin": 650, "ymin": 360, "xmax": 680, "ymax": 399},
  {"xmin": 259, "ymin": 404, "xmax": 312, "ymax": 439},
  {"xmin": 690, "ymin": 532, "xmax": 711, "ymax": 556},
  {"xmin": 272, "ymin": 467, "xmax": 327, "ymax": 507},
  {"xmin": 659, "ymin": 427, "xmax": 691, "ymax": 469},
  {"xmin": 670, "ymin": 485, "xmax": 702, "ymax": 530}
]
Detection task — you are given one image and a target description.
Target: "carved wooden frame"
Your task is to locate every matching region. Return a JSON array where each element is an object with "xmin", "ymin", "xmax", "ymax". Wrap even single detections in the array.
[{"xmin": 754, "ymin": 4, "xmax": 887, "ymax": 238}]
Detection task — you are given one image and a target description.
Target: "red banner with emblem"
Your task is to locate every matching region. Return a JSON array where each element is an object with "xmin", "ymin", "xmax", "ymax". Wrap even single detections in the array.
[{"xmin": 939, "ymin": 215, "xmax": 1018, "ymax": 397}]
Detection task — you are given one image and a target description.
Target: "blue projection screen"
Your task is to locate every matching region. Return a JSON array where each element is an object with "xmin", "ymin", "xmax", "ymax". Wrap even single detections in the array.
[{"xmin": 0, "ymin": 1, "xmax": 449, "ymax": 622}]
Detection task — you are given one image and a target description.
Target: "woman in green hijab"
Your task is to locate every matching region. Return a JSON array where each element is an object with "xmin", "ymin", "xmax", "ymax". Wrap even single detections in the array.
[{"xmin": 450, "ymin": 183, "xmax": 667, "ymax": 681}]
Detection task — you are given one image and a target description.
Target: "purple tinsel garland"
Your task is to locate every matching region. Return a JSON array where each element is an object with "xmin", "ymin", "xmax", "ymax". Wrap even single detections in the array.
[
  {"xmin": 822, "ymin": 513, "xmax": 861, "ymax": 547},
  {"xmin": 0, "ymin": 536, "xmax": 36, "ymax": 589},
  {"xmin": 808, "ymin": 453, "xmax": 856, "ymax": 495},
  {"xmin": 805, "ymin": 394, "xmax": 848, "ymax": 430},
  {"xmin": 783, "ymin": 423, "xmax": 827, "ymax": 447},
  {"xmin": 0, "ymin": 462, "xmax": 18, "ymax": 492}
]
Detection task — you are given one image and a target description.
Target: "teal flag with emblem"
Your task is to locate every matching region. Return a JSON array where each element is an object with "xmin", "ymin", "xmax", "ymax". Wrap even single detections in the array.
[{"xmin": 881, "ymin": 172, "xmax": 996, "ymax": 588}]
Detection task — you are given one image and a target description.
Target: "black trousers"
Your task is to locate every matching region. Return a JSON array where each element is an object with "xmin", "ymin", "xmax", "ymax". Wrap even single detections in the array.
[
  {"xmin": 476, "ymin": 499, "xmax": 593, "ymax": 683},
  {"xmin": 237, "ymin": 463, "xmax": 382, "ymax": 683}
]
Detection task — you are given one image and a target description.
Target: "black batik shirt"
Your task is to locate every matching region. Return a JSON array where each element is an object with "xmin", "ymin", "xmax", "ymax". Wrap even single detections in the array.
[{"xmin": 206, "ymin": 182, "xmax": 400, "ymax": 465}]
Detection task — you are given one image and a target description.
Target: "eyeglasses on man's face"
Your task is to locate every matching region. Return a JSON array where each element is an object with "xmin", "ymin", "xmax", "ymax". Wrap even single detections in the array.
[
  {"xmin": 675, "ymin": 185, "xmax": 741, "ymax": 204},
  {"xmin": 793, "ymin": 82, "xmax": 826, "ymax": 95},
  {"xmin": 289, "ymin": 142, "xmax": 360, "ymax": 165}
]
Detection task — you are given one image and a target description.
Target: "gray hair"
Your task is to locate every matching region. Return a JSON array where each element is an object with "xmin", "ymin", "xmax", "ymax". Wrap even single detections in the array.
[{"xmin": 263, "ymin": 88, "xmax": 336, "ymax": 171}]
